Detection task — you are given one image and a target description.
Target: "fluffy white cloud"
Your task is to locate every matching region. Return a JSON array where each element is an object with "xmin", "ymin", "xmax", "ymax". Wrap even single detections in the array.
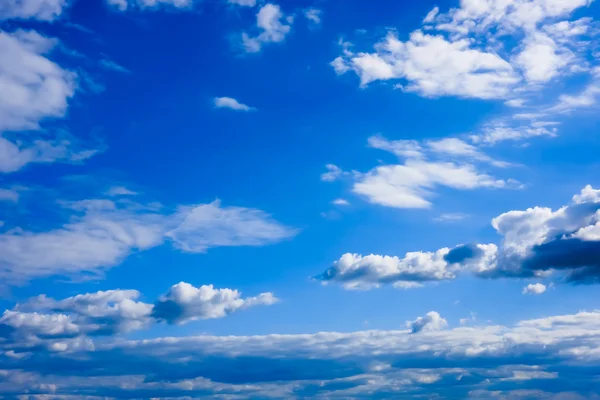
[
  {"xmin": 407, "ymin": 311, "xmax": 448, "ymax": 333},
  {"xmin": 523, "ymin": 283, "xmax": 547, "ymax": 295},
  {"xmin": 152, "ymin": 282, "xmax": 278, "ymax": 324},
  {"xmin": 0, "ymin": 30, "xmax": 74, "ymax": 132},
  {"xmin": 334, "ymin": 31, "xmax": 518, "ymax": 98},
  {"xmin": 241, "ymin": 3, "xmax": 293, "ymax": 53},
  {"xmin": 213, "ymin": 96, "xmax": 255, "ymax": 111},
  {"xmin": 332, "ymin": 0, "xmax": 594, "ymax": 100},
  {"xmin": 0, "ymin": 0, "xmax": 67, "ymax": 21},
  {"xmin": 318, "ymin": 185, "xmax": 600, "ymax": 289},
  {"xmin": 317, "ymin": 251, "xmax": 456, "ymax": 290},
  {"xmin": 0, "ymin": 196, "xmax": 296, "ymax": 284},
  {"xmin": 1, "ymin": 282, "xmax": 277, "ymax": 354}
]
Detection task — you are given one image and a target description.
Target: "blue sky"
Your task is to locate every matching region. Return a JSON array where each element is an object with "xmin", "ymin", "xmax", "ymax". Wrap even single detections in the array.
[{"xmin": 2, "ymin": 0, "xmax": 600, "ymax": 398}]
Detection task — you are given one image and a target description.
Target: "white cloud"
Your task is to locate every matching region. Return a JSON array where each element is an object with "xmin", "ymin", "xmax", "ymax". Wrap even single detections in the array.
[
  {"xmin": 334, "ymin": 30, "xmax": 519, "ymax": 99},
  {"xmin": 426, "ymin": 137, "xmax": 509, "ymax": 167},
  {"xmin": 514, "ymin": 33, "xmax": 572, "ymax": 83},
  {"xmin": 0, "ymin": 0, "xmax": 67, "ymax": 21},
  {"xmin": 317, "ymin": 251, "xmax": 457, "ymax": 290},
  {"xmin": 407, "ymin": 311, "xmax": 448, "ymax": 333},
  {"xmin": 0, "ymin": 134, "xmax": 99, "ymax": 173},
  {"xmin": 318, "ymin": 185, "xmax": 600, "ymax": 289},
  {"xmin": 166, "ymin": 200, "xmax": 297, "ymax": 253},
  {"xmin": 0, "ymin": 196, "xmax": 296, "ymax": 284},
  {"xmin": 4, "ymin": 282, "xmax": 277, "ymax": 346},
  {"xmin": 152, "ymin": 282, "xmax": 278, "ymax": 324},
  {"xmin": 213, "ymin": 96, "xmax": 255, "ymax": 111},
  {"xmin": 0, "ymin": 30, "xmax": 75, "ymax": 132},
  {"xmin": 523, "ymin": 283, "xmax": 547, "ymax": 295},
  {"xmin": 228, "ymin": 0, "xmax": 256, "ymax": 6},
  {"xmin": 423, "ymin": 6, "xmax": 439, "ymax": 23},
  {"xmin": 368, "ymin": 135, "xmax": 424, "ymax": 158},
  {"xmin": 332, "ymin": 198, "xmax": 350, "ymax": 206},
  {"xmin": 321, "ymin": 163, "xmax": 344, "ymax": 182},
  {"xmin": 0, "ymin": 188, "xmax": 19, "ymax": 202},
  {"xmin": 4, "ymin": 307, "xmax": 600, "ymax": 397},
  {"xmin": 434, "ymin": 213, "xmax": 469, "ymax": 222},
  {"xmin": 353, "ymin": 160, "xmax": 510, "ymax": 209},
  {"xmin": 105, "ymin": 186, "xmax": 138, "ymax": 196},
  {"xmin": 470, "ymin": 120, "xmax": 558, "ymax": 145},
  {"xmin": 241, "ymin": 3, "xmax": 293, "ymax": 53},
  {"xmin": 303, "ymin": 8, "xmax": 321, "ymax": 25},
  {"xmin": 106, "ymin": 0, "xmax": 194, "ymax": 11},
  {"xmin": 332, "ymin": 0, "xmax": 595, "ymax": 100},
  {"xmin": 99, "ymin": 59, "xmax": 131, "ymax": 74},
  {"xmin": 333, "ymin": 135, "xmax": 517, "ymax": 209}
]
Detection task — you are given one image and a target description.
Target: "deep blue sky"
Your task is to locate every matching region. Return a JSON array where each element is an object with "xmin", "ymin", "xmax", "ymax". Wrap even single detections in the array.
[{"xmin": 2, "ymin": 0, "xmax": 600, "ymax": 398}]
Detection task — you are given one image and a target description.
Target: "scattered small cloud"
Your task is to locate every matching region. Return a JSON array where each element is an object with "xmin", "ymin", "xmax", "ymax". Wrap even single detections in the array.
[
  {"xmin": 214, "ymin": 96, "xmax": 256, "ymax": 111},
  {"xmin": 523, "ymin": 283, "xmax": 547, "ymax": 295}
]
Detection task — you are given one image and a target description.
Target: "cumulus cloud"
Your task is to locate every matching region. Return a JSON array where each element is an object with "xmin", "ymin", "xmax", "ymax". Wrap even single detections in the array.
[
  {"xmin": 1, "ymin": 282, "xmax": 275, "ymax": 353},
  {"xmin": 0, "ymin": 0, "xmax": 67, "ymax": 21},
  {"xmin": 407, "ymin": 311, "xmax": 448, "ymax": 333},
  {"xmin": 241, "ymin": 3, "xmax": 293, "ymax": 53},
  {"xmin": 317, "ymin": 185, "xmax": 600, "ymax": 289},
  {"xmin": 315, "ymin": 251, "xmax": 456, "ymax": 290},
  {"xmin": 213, "ymin": 96, "xmax": 255, "ymax": 111},
  {"xmin": 332, "ymin": 0, "xmax": 594, "ymax": 100},
  {"xmin": 523, "ymin": 283, "xmax": 547, "ymax": 295},
  {"xmin": 152, "ymin": 282, "xmax": 278, "ymax": 324},
  {"xmin": 0, "ymin": 195, "xmax": 296, "ymax": 284},
  {"xmin": 2, "ymin": 308, "xmax": 600, "ymax": 397}
]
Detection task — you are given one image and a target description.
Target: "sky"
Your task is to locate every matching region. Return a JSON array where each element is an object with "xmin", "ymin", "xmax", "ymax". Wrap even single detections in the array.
[{"xmin": 1, "ymin": 0, "xmax": 600, "ymax": 398}]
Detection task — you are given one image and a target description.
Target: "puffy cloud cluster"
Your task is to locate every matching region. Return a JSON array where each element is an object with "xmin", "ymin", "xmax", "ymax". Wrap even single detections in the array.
[
  {"xmin": 324, "ymin": 135, "xmax": 518, "ymax": 209},
  {"xmin": 317, "ymin": 185, "xmax": 600, "ymax": 288},
  {"xmin": 2, "ymin": 308, "xmax": 600, "ymax": 397},
  {"xmin": 152, "ymin": 282, "xmax": 278, "ymax": 324},
  {"xmin": 407, "ymin": 311, "xmax": 448, "ymax": 333},
  {"xmin": 0, "ymin": 196, "xmax": 297, "ymax": 284},
  {"xmin": 241, "ymin": 4, "xmax": 293, "ymax": 53},
  {"xmin": 332, "ymin": 0, "xmax": 596, "ymax": 100},
  {"xmin": 1, "ymin": 282, "xmax": 276, "ymax": 354}
]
